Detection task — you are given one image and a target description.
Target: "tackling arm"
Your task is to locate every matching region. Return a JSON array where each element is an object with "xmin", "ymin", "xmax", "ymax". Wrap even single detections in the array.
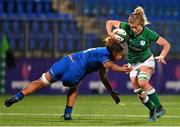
[
  {"xmin": 99, "ymin": 67, "xmax": 120, "ymax": 104},
  {"xmin": 99, "ymin": 67, "xmax": 112, "ymax": 92},
  {"xmin": 103, "ymin": 60, "xmax": 132, "ymax": 73}
]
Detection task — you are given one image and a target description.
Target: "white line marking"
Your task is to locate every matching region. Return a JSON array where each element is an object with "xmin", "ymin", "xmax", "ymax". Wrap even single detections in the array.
[
  {"xmin": 0, "ymin": 113, "xmax": 179, "ymax": 118},
  {"xmin": 1, "ymin": 126, "xmax": 180, "ymax": 127}
]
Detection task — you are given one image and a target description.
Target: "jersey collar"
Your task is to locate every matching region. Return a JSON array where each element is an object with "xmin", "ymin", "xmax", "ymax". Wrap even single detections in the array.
[{"xmin": 134, "ymin": 27, "xmax": 145, "ymax": 37}]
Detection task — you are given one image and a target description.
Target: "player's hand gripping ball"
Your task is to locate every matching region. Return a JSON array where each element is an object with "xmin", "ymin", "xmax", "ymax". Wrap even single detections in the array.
[{"xmin": 113, "ymin": 28, "xmax": 129, "ymax": 43}]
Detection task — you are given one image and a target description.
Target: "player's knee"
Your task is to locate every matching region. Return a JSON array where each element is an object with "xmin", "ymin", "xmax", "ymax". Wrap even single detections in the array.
[
  {"xmin": 40, "ymin": 73, "xmax": 51, "ymax": 86},
  {"xmin": 137, "ymin": 72, "xmax": 150, "ymax": 88},
  {"xmin": 138, "ymin": 80, "xmax": 148, "ymax": 88}
]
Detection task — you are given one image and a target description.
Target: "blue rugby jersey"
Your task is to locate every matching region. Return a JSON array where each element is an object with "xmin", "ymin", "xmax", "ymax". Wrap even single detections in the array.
[
  {"xmin": 71, "ymin": 47, "xmax": 111, "ymax": 75},
  {"xmin": 49, "ymin": 47, "xmax": 111, "ymax": 86}
]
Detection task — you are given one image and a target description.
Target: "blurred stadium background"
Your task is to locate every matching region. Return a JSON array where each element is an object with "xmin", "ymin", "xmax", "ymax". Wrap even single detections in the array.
[{"xmin": 0, "ymin": 0, "xmax": 180, "ymax": 95}]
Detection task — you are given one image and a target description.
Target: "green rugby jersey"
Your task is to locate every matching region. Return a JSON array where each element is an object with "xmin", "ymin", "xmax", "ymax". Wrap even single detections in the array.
[{"xmin": 120, "ymin": 22, "xmax": 159, "ymax": 64}]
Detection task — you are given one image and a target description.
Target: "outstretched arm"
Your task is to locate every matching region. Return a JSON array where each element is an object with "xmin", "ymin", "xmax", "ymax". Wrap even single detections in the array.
[
  {"xmin": 99, "ymin": 67, "xmax": 120, "ymax": 104},
  {"xmin": 99, "ymin": 67, "xmax": 112, "ymax": 92},
  {"xmin": 103, "ymin": 60, "xmax": 132, "ymax": 73},
  {"xmin": 155, "ymin": 36, "xmax": 171, "ymax": 64}
]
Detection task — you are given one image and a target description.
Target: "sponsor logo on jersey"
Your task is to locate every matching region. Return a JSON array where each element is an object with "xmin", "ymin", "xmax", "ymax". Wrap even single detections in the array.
[{"xmin": 128, "ymin": 45, "xmax": 142, "ymax": 51}]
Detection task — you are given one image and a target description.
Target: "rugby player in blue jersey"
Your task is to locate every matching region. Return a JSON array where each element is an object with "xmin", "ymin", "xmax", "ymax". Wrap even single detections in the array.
[{"xmin": 4, "ymin": 37, "xmax": 132, "ymax": 120}]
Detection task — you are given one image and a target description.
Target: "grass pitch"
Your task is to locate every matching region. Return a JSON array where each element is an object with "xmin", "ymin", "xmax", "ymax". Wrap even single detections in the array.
[{"xmin": 0, "ymin": 95, "xmax": 180, "ymax": 126}]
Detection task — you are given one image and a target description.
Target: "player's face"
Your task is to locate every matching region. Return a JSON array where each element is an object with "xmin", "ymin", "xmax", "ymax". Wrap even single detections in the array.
[{"xmin": 129, "ymin": 21, "xmax": 143, "ymax": 35}]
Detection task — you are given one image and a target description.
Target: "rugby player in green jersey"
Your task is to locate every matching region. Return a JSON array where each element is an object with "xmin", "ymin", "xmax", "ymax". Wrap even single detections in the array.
[{"xmin": 106, "ymin": 6, "xmax": 171, "ymax": 122}]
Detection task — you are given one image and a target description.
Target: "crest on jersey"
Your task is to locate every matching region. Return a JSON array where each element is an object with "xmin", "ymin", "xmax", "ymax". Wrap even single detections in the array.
[{"xmin": 140, "ymin": 40, "xmax": 146, "ymax": 46}]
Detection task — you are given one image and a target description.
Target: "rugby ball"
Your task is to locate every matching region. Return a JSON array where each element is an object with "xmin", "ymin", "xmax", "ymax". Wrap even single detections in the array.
[{"xmin": 113, "ymin": 28, "xmax": 129, "ymax": 43}]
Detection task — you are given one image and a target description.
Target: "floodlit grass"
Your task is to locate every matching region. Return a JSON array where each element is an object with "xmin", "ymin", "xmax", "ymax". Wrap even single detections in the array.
[{"xmin": 0, "ymin": 95, "xmax": 180, "ymax": 126}]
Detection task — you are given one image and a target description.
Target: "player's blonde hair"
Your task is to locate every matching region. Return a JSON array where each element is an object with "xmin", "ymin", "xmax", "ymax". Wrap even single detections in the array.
[{"xmin": 128, "ymin": 6, "xmax": 150, "ymax": 26}]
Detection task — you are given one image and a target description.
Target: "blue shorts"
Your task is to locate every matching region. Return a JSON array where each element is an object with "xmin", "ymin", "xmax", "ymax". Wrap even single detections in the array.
[{"xmin": 48, "ymin": 56, "xmax": 84, "ymax": 87}]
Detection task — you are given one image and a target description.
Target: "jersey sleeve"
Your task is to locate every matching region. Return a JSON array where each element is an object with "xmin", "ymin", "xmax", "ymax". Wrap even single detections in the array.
[
  {"xmin": 101, "ymin": 54, "xmax": 110, "ymax": 63},
  {"xmin": 147, "ymin": 28, "xmax": 159, "ymax": 44},
  {"xmin": 99, "ymin": 49, "xmax": 110, "ymax": 63},
  {"xmin": 120, "ymin": 22, "xmax": 130, "ymax": 30}
]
